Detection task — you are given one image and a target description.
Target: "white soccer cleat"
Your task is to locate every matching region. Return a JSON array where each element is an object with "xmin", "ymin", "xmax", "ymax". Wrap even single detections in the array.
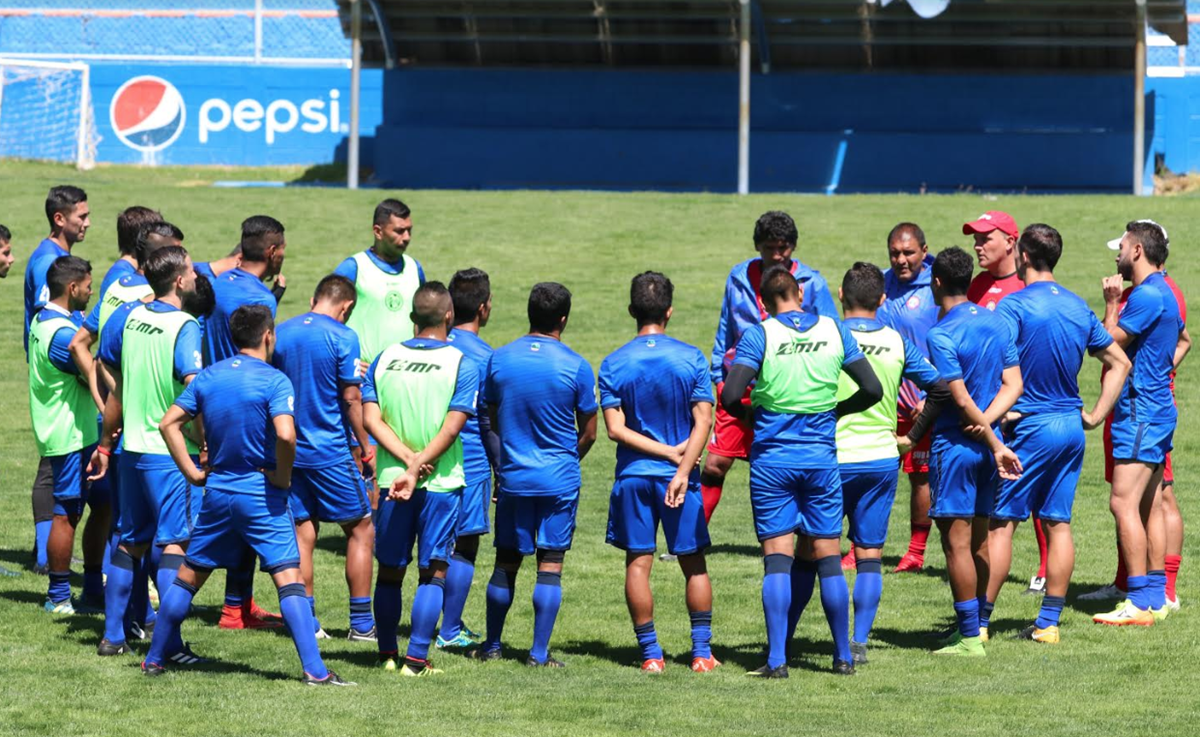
[
  {"xmin": 1166, "ymin": 595, "xmax": 1181, "ymax": 612},
  {"xmin": 1023, "ymin": 575, "xmax": 1046, "ymax": 596}
]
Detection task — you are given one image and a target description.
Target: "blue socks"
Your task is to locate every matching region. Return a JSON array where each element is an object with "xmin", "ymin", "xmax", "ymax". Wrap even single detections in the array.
[
  {"xmin": 104, "ymin": 549, "xmax": 136, "ymax": 644},
  {"xmin": 953, "ymin": 598, "xmax": 981, "ymax": 638},
  {"xmin": 1035, "ymin": 595, "xmax": 1065, "ymax": 629},
  {"xmin": 762, "ymin": 553, "xmax": 792, "ymax": 669},
  {"xmin": 349, "ymin": 596, "xmax": 373, "ymax": 633},
  {"xmin": 786, "ymin": 557, "xmax": 817, "ymax": 644},
  {"xmin": 530, "ymin": 571, "xmax": 562, "ymax": 664},
  {"xmin": 145, "ymin": 578, "xmax": 197, "ymax": 667},
  {"xmin": 978, "ymin": 597, "xmax": 995, "ymax": 630},
  {"xmin": 483, "ymin": 568, "xmax": 516, "ymax": 653},
  {"xmin": 223, "ymin": 558, "xmax": 255, "ymax": 609},
  {"xmin": 307, "ymin": 595, "xmax": 320, "ymax": 633},
  {"xmin": 48, "ymin": 570, "xmax": 71, "ymax": 604},
  {"xmin": 634, "ymin": 620, "xmax": 663, "ymax": 661},
  {"xmin": 816, "ymin": 555, "xmax": 852, "ymax": 664},
  {"xmin": 1147, "ymin": 570, "xmax": 1167, "ymax": 610},
  {"xmin": 407, "ymin": 578, "xmax": 446, "ymax": 663},
  {"xmin": 34, "ymin": 520, "xmax": 50, "ymax": 569},
  {"xmin": 278, "ymin": 582, "xmax": 328, "ymax": 680},
  {"xmin": 439, "ymin": 551, "xmax": 476, "ymax": 641},
  {"xmin": 852, "ymin": 557, "xmax": 883, "ymax": 644},
  {"xmin": 690, "ymin": 610, "xmax": 713, "ymax": 660},
  {"xmin": 1127, "ymin": 575, "xmax": 1150, "ymax": 610},
  {"xmin": 373, "ymin": 578, "xmax": 403, "ymax": 655}
]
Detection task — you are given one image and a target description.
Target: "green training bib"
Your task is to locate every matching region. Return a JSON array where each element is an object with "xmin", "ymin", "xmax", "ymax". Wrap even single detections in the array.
[
  {"xmin": 345, "ymin": 251, "xmax": 422, "ymax": 363},
  {"xmin": 835, "ymin": 324, "xmax": 905, "ymax": 464},
  {"xmin": 751, "ymin": 316, "xmax": 845, "ymax": 415},
  {"xmin": 98, "ymin": 279, "xmax": 153, "ymax": 336},
  {"xmin": 28, "ymin": 314, "xmax": 98, "ymax": 456},
  {"xmin": 119, "ymin": 304, "xmax": 200, "ymax": 455}
]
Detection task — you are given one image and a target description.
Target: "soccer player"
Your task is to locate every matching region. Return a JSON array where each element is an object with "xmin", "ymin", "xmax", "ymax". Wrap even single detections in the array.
[
  {"xmin": 599, "ymin": 272, "xmax": 717, "ymax": 673},
  {"xmin": 30, "ymin": 256, "xmax": 110, "ymax": 613},
  {"xmin": 984, "ymin": 225, "xmax": 1130, "ymax": 643},
  {"xmin": 90, "ymin": 246, "xmax": 205, "ymax": 658},
  {"xmin": 875, "ymin": 223, "xmax": 940, "ymax": 573},
  {"xmin": 704, "ymin": 211, "xmax": 838, "ymax": 525},
  {"xmin": 146, "ymin": 305, "xmax": 352, "ymax": 686},
  {"xmin": 365, "ymin": 282, "xmax": 478, "ymax": 676},
  {"xmin": 473, "ymin": 282, "xmax": 598, "ymax": 668},
  {"xmin": 273, "ymin": 275, "xmax": 377, "ymax": 641},
  {"xmin": 915, "ymin": 247, "xmax": 1022, "ymax": 656},
  {"xmin": 0, "ymin": 223, "xmax": 15, "ymax": 278},
  {"xmin": 26, "ymin": 185, "xmax": 89, "ymax": 572},
  {"xmin": 1093, "ymin": 221, "xmax": 1184, "ymax": 626},
  {"xmin": 721, "ymin": 265, "xmax": 881, "ymax": 678},
  {"xmin": 437, "ymin": 268, "xmax": 498, "ymax": 649},
  {"xmin": 835, "ymin": 262, "xmax": 945, "ymax": 664}
]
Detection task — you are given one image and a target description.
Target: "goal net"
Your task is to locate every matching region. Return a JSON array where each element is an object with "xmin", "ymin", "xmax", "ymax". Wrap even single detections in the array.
[{"xmin": 0, "ymin": 59, "xmax": 98, "ymax": 169}]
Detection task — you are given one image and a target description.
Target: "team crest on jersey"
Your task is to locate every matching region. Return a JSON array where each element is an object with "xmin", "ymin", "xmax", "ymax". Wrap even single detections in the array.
[
  {"xmin": 646, "ymin": 339, "xmax": 656, "ymax": 348},
  {"xmin": 384, "ymin": 290, "xmax": 407, "ymax": 311},
  {"xmin": 968, "ymin": 306, "xmax": 979, "ymax": 315},
  {"xmin": 907, "ymin": 295, "xmax": 921, "ymax": 309},
  {"xmin": 1050, "ymin": 285, "xmax": 1059, "ymax": 295},
  {"xmin": 232, "ymin": 359, "xmax": 242, "ymax": 368},
  {"xmin": 530, "ymin": 342, "xmax": 541, "ymax": 352}
]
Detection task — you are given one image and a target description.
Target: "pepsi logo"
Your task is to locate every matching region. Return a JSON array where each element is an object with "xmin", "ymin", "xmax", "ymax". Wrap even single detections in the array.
[{"xmin": 110, "ymin": 76, "xmax": 186, "ymax": 152}]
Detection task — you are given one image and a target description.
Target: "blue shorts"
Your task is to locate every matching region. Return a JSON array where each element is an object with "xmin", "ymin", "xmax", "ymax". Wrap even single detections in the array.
[
  {"xmin": 1110, "ymin": 418, "xmax": 1175, "ymax": 466},
  {"xmin": 994, "ymin": 412, "xmax": 1085, "ymax": 523},
  {"xmin": 375, "ymin": 488, "xmax": 461, "ymax": 569},
  {"xmin": 929, "ymin": 435, "xmax": 997, "ymax": 519},
  {"xmin": 494, "ymin": 491, "xmax": 579, "ymax": 555},
  {"xmin": 289, "ymin": 459, "xmax": 371, "ymax": 525},
  {"xmin": 606, "ymin": 475, "xmax": 710, "ymax": 556},
  {"xmin": 749, "ymin": 464, "xmax": 843, "ymax": 541},
  {"xmin": 118, "ymin": 451, "xmax": 202, "ymax": 548},
  {"xmin": 48, "ymin": 445, "xmax": 109, "ymax": 516},
  {"xmin": 457, "ymin": 476, "xmax": 491, "ymax": 537},
  {"xmin": 839, "ymin": 459, "xmax": 900, "ymax": 548},
  {"xmin": 186, "ymin": 486, "xmax": 300, "ymax": 573}
]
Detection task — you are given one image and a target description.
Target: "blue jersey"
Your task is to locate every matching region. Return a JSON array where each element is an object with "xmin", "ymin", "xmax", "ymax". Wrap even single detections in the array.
[
  {"xmin": 83, "ymin": 259, "xmax": 137, "ymax": 334},
  {"xmin": 23, "ymin": 238, "xmax": 69, "ymax": 354},
  {"xmin": 205, "ymin": 268, "xmax": 276, "ymax": 365},
  {"xmin": 484, "ymin": 335, "xmax": 598, "ymax": 497},
  {"xmin": 35, "ymin": 306, "xmax": 85, "ymax": 374},
  {"xmin": 193, "ymin": 262, "xmax": 217, "ymax": 281},
  {"xmin": 995, "ymin": 281, "xmax": 1112, "ymax": 415},
  {"xmin": 333, "ymin": 249, "xmax": 426, "ymax": 284},
  {"xmin": 734, "ymin": 310, "xmax": 865, "ymax": 469},
  {"xmin": 926, "ymin": 302, "xmax": 1020, "ymax": 439},
  {"xmin": 361, "ymin": 337, "xmax": 480, "ymax": 412},
  {"xmin": 599, "ymin": 334, "xmax": 713, "ymax": 479},
  {"xmin": 1116, "ymin": 271, "xmax": 1185, "ymax": 425},
  {"xmin": 175, "ymin": 355, "xmax": 295, "ymax": 494},
  {"xmin": 448, "ymin": 327, "xmax": 495, "ymax": 483},
  {"xmin": 97, "ymin": 300, "xmax": 204, "ymax": 383},
  {"xmin": 880, "ymin": 255, "xmax": 939, "ymax": 410},
  {"xmin": 272, "ymin": 312, "xmax": 361, "ymax": 468}
]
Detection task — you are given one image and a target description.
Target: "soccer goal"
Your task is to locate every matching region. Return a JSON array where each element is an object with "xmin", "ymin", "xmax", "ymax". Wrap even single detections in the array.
[{"xmin": 0, "ymin": 58, "xmax": 98, "ymax": 169}]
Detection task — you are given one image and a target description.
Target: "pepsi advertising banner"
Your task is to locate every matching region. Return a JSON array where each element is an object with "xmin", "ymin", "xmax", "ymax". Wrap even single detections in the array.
[{"xmin": 92, "ymin": 64, "xmax": 382, "ymax": 166}]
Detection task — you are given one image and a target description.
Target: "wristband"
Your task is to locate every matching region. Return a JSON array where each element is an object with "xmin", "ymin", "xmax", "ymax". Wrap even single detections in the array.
[{"xmin": 97, "ymin": 446, "xmax": 113, "ymax": 457}]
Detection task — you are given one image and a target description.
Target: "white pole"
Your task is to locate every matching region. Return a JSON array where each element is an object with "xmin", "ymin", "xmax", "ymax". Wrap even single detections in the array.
[
  {"xmin": 737, "ymin": 0, "xmax": 751, "ymax": 195},
  {"xmin": 348, "ymin": 0, "xmax": 362, "ymax": 190},
  {"xmin": 76, "ymin": 63, "xmax": 93, "ymax": 169},
  {"xmin": 1133, "ymin": 0, "xmax": 1147, "ymax": 195},
  {"xmin": 254, "ymin": 0, "xmax": 264, "ymax": 64}
]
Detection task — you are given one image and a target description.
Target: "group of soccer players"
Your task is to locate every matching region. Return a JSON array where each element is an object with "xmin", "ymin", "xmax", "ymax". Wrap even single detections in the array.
[{"xmin": 11, "ymin": 185, "xmax": 1188, "ymax": 684}]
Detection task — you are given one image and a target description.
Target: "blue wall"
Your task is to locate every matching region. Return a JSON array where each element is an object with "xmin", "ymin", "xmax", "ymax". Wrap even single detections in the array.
[
  {"xmin": 373, "ymin": 69, "xmax": 1135, "ymax": 193},
  {"xmin": 1147, "ymin": 77, "xmax": 1200, "ymax": 182}
]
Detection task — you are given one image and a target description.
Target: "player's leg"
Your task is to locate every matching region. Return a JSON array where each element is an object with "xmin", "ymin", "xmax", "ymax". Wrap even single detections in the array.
[
  {"xmin": 844, "ymin": 462, "xmax": 899, "ymax": 664},
  {"xmin": 438, "ymin": 474, "xmax": 489, "ymax": 647},
  {"xmin": 342, "ymin": 516, "xmax": 376, "ymax": 639},
  {"xmin": 661, "ymin": 474, "xmax": 717, "ymax": 672},
  {"xmin": 399, "ymin": 487, "xmax": 459, "ymax": 676},
  {"xmin": 1021, "ymin": 519, "xmax": 1071, "ymax": 643},
  {"xmin": 624, "ymin": 552, "xmax": 662, "ymax": 670},
  {"xmin": 372, "ymin": 490, "xmax": 415, "ymax": 667},
  {"xmin": 148, "ymin": 461, "xmax": 203, "ymax": 648},
  {"xmin": 142, "ymin": 562, "xmax": 212, "ymax": 675},
  {"xmin": 895, "ymin": 417, "xmax": 933, "ymax": 573},
  {"xmin": 1082, "ymin": 416, "xmax": 1127, "ymax": 600},
  {"xmin": 748, "ymin": 468, "xmax": 799, "ymax": 678},
  {"xmin": 1028, "ymin": 519, "xmax": 1049, "ymax": 595},
  {"xmin": 700, "ymin": 452, "xmax": 735, "ymax": 524},
  {"xmin": 289, "ymin": 468, "xmax": 323, "ymax": 636},
  {"xmin": 1162, "ymin": 464, "xmax": 1182, "ymax": 608},
  {"xmin": 528, "ymin": 491, "xmax": 577, "ymax": 668},
  {"xmin": 1140, "ymin": 470, "xmax": 1168, "ymax": 615},
  {"xmin": 101, "ymin": 453, "xmax": 153, "ymax": 653},
  {"xmin": 31, "ymin": 457, "xmax": 54, "ymax": 574},
  {"xmin": 79, "ymin": 448, "xmax": 111, "ymax": 609},
  {"xmin": 930, "ymin": 439, "xmax": 987, "ymax": 655},
  {"xmin": 608, "ymin": 476, "xmax": 663, "ymax": 670},
  {"xmin": 701, "ymin": 385, "xmax": 752, "ymax": 524},
  {"xmin": 473, "ymin": 493, "xmax": 526, "ymax": 659},
  {"xmin": 935, "ymin": 517, "xmax": 984, "ymax": 650},
  {"xmin": 1095, "ymin": 459, "xmax": 1159, "ymax": 624},
  {"xmin": 45, "ymin": 452, "xmax": 85, "ymax": 612},
  {"xmin": 797, "ymin": 467, "xmax": 853, "ymax": 673}
]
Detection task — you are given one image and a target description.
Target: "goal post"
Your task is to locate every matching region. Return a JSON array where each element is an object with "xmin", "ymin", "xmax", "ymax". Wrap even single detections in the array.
[{"xmin": 0, "ymin": 58, "xmax": 98, "ymax": 170}]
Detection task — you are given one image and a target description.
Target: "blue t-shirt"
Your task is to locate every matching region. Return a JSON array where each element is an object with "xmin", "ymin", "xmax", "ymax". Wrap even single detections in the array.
[
  {"xmin": 84, "ymin": 272, "xmax": 149, "ymax": 335},
  {"xmin": 599, "ymin": 334, "xmax": 713, "ymax": 479},
  {"xmin": 927, "ymin": 301, "xmax": 1020, "ymax": 440},
  {"xmin": 448, "ymin": 327, "xmax": 495, "ymax": 484},
  {"xmin": 333, "ymin": 249, "xmax": 427, "ymax": 284},
  {"xmin": 844, "ymin": 316, "xmax": 941, "ymax": 389},
  {"xmin": 193, "ymin": 262, "xmax": 217, "ymax": 281},
  {"xmin": 879, "ymin": 255, "xmax": 939, "ymax": 411},
  {"xmin": 733, "ymin": 310, "xmax": 865, "ymax": 469},
  {"xmin": 82, "ymin": 259, "xmax": 137, "ymax": 335},
  {"xmin": 35, "ymin": 306, "xmax": 85, "ymax": 374},
  {"xmin": 995, "ymin": 281, "xmax": 1113, "ymax": 415},
  {"xmin": 484, "ymin": 335, "xmax": 598, "ymax": 496},
  {"xmin": 272, "ymin": 312, "xmax": 362, "ymax": 468},
  {"xmin": 205, "ymin": 268, "xmax": 276, "ymax": 365},
  {"xmin": 1116, "ymin": 271, "xmax": 1185, "ymax": 425},
  {"xmin": 23, "ymin": 238, "xmax": 69, "ymax": 354},
  {"xmin": 361, "ymin": 336, "xmax": 480, "ymax": 413},
  {"xmin": 97, "ymin": 300, "xmax": 204, "ymax": 383},
  {"xmin": 175, "ymin": 355, "xmax": 295, "ymax": 494}
]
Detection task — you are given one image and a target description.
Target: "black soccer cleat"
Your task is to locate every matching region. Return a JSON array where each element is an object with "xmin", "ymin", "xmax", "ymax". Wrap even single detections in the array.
[
  {"xmin": 745, "ymin": 663, "xmax": 789, "ymax": 679},
  {"xmin": 525, "ymin": 654, "xmax": 566, "ymax": 669},
  {"xmin": 166, "ymin": 643, "xmax": 208, "ymax": 666},
  {"xmin": 467, "ymin": 647, "xmax": 503, "ymax": 662},
  {"xmin": 141, "ymin": 661, "xmax": 167, "ymax": 677},
  {"xmin": 97, "ymin": 638, "xmax": 132, "ymax": 657},
  {"xmin": 304, "ymin": 671, "xmax": 357, "ymax": 687},
  {"xmin": 832, "ymin": 659, "xmax": 856, "ymax": 676}
]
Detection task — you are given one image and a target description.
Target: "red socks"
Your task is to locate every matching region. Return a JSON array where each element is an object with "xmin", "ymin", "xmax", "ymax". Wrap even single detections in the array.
[
  {"xmin": 907, "ymin": 524, "xmax": 931, "ymax": 557},
  {"xmin": 701, "ymin": 483, "xmax": 723, "ymax": 524},
  {"xmin": 1034, "ymin": 519, "xmax": 1049, "ymax": 578},
  {"xmin": 1165, "ymin": 554, "xmax": 1182, "ymax": 601}
]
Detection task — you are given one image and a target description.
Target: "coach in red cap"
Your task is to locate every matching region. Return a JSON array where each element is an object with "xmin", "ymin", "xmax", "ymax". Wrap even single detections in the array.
[{"xmin": 963, "ymin": 211, "xmax": 1023, "ymax": 312}]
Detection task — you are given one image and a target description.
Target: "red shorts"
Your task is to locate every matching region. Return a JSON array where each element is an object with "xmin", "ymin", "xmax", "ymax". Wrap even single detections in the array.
[
  {"xmin": 1105, "ymin": 414, "xmax": 1173, "ymax": 485},
  {"xmin": 897, "ymin": 416, "xmax": 930, "ymax": 474},
  {"xmin": 707, "ymin": 382, "xmax": 753, "ymax": 459}
]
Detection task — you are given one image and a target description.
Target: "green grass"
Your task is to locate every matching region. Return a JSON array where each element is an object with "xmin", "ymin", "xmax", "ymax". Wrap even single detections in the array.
[{"xmin": 0, "ymin": 159, "xmax": 1197, "ymax": 737}]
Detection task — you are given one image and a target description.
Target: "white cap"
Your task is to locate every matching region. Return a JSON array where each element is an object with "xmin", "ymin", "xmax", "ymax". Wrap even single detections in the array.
[{"xmin": 1108, "ymin": 219, "xmax": 1169, "ymax": 250}]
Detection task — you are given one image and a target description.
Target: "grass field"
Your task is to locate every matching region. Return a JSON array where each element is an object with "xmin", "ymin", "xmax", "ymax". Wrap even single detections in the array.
[{"xmin": 0, "ymin": 160, "xmax": 1197, "ymax": 737}]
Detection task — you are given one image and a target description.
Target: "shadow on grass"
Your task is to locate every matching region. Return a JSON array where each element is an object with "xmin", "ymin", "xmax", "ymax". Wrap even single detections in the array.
[
  {"xmin": 707, "ymin": 543, "xmax": 761, "ymax": 558},
  {"xmin": 0, "ymin": 546, "xmax": 35, "ymax": 572},
  {"xmin": 315, "ymin": 535, "xmax": 349, "ymax": 558},
  {"xmin": 1067, "ymin": 582, "xmax": 1124, "ymax": 614},
  {"xmin": 555, "ymin": 637, "xmax": 642, "ymax": 668}
]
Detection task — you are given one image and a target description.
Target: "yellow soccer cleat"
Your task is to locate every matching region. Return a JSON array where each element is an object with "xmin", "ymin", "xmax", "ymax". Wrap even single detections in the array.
[
  {"xmin": 1093, "ymin": 600, "xmax": 1155, "ymax": 627},
  {"xmin": 400, "ymin": 660, "xmax": 443, "ymax": 677},
  {"xmin": 1017, "ymin": 625, "xmax": 1060, "ymax": 644},
  {"xmin": 933, "ymin": 635, "xmax": 986, "ymax": 657}
]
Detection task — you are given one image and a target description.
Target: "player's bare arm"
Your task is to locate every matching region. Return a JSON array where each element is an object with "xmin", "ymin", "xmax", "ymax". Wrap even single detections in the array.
[
  {"xmin": 159, "ymin": 404, "xmax": 207, "ymax": 487},
  {"xmin": 603, "ymin": 407, "xmax": 686, "ymax": 465},
  {"xmin": 576, "ymin": 409, "xmax": 598, "ymax": 460},
  {"xmin": 266, "ymin": 413, "xmax": 296, "ymax": 490},
  {"xmin": 666, "ymin": 400, "xmax": 713, "ymax": 508},
  {"xmin": 1083, "ymin": 342, "xmax": 1131, "ymax": 429},
  {"xmin": 363, "ymin": 400, "xmax": 419, "ymax": 468}
]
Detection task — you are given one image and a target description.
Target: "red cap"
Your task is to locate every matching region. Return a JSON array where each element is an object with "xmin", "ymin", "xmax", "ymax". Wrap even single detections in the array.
[{"xmin": 962, "ymin": 211, "xmax": 1019, "ymax": 239}]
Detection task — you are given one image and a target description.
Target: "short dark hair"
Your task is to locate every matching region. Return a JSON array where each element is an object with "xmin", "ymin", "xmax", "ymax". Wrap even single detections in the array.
[
  {"xmin": 887, "ymin": 222, "xmax": 926, "ymax": 248},
  {"xmin": 230, "ymin": 304, "xmax": 274, "ymax": 350},
  {"xmin": 629, "ymin": 271, "xmax": 673, "ymax": 325},
  {"xmin": 841, "ymin": 262, "xmax": 885, "ymax": 311},
  {"xmin": 117, "ymin": 206, "xmax": 161, "ymax": 256},
  {"xmin": 760, "ymin": 265, "xmax": 799, "ymax": 307},
  {"xmin": 449, "ymin": 267, "xmax": 490, "ymax": 326},
  {"xmin": 143, "ymin": 245, "xmax": 191, "ymax": 297},
  {"xmin": 374, "ymin": 198, "xmax": 411, "ymax": 226},
  {"xmin": 240, "ymin": 215, "xmax": 284, "ymax": 262},
  {"xmin": 1126, "ymin": 219, "xmax": 1169, "ymax": 266},
  {"xmin": 45, "ymin": 185, "xmax": 87, "ymax": 229},
  {"xmin": 312, "ymin": 274, "xmax": 357, "ymax": 305},
  {"xmin": 411, "ymin": 281, "xmax": 451, "ymax": 330},
  {"xmin": 134, "ymin": 221, "xmax": 184, "ymax": 267},
  {"xmin": 753, "ymin": 211, "xmax": 798, "ymax": 246},
  {"xmin": 1017, "ymin": 223, "xmax": 1063, "ymax": 273},
  {"xmin": 932, "ymin": 247, "xmax": 974, "ymax": 297},
  {"xmin": 47, "ymin": 255, "xmax": 91, "ymax": 299},
  {"xmin": 528, "ymin": 282, "xmax": 572, "ymax": 334},
  {"xmin": 0, "ymin": 224, "xmax": 10, "ymax": 242},
  {"xmin": 183, "ymin": 273, "xmax": 215, "ymax": 319}
]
